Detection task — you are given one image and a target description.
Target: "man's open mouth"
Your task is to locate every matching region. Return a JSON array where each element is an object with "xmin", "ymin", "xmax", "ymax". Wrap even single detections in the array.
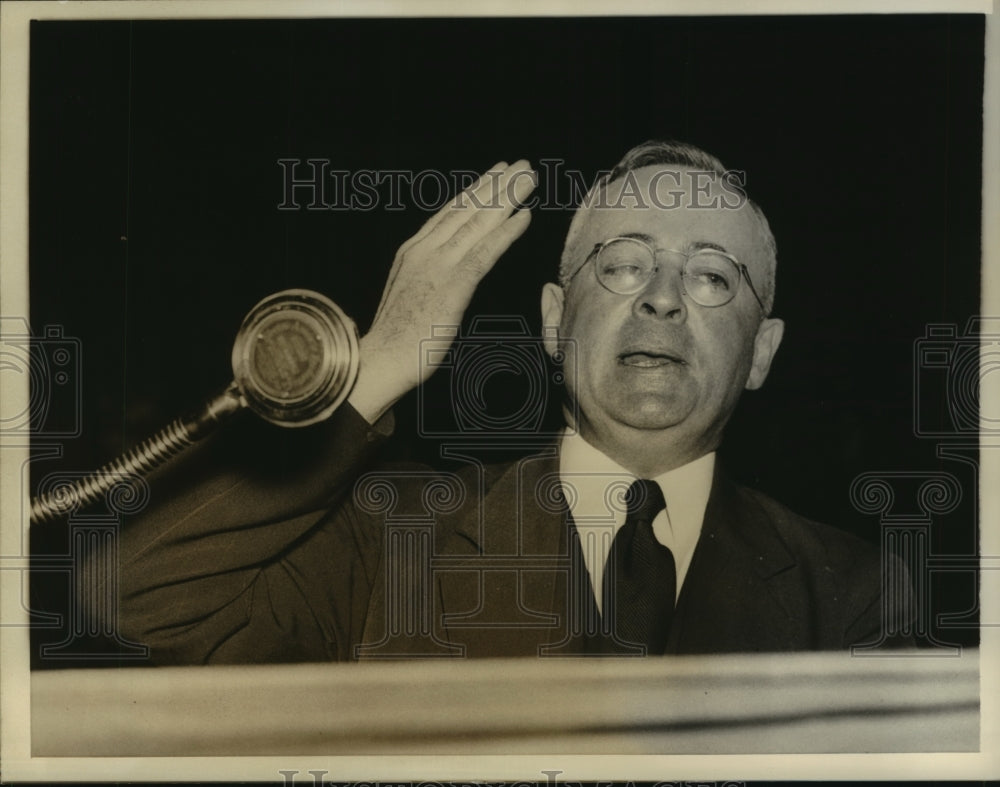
[{"xmin": 618, "ymin": 351, "xmax": 686, "ymax": 368}]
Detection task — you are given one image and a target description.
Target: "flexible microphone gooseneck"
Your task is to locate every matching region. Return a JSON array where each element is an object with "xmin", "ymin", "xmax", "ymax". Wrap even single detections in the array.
[{"xmin": 29, "ymin": 289, "xmax": 359, "ymax": 525}]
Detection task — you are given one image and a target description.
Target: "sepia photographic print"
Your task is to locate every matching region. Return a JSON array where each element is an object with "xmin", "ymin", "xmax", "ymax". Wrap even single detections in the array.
[{"xmin": 0, "ymin": 0, "xmax": 997, "ymax": 782}]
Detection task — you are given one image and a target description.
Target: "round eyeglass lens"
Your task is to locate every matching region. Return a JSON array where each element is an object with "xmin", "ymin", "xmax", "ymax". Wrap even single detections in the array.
[
  {"xmin": 682, "ymin": 251, "xmax": 741, "ymax": 307},
  {"xmin": 594, "ymin": 238, "xmax": 655, "ymax": 294}
]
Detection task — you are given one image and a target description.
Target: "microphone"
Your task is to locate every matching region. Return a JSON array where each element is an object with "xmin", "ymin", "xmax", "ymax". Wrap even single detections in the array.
[
  {"xmin": 30, "ymin": 289, "xmax": 359, "ymax": 524},
  {"xmin": 232, "ymin": 289, "xmax": 359, "ymax": 427}
]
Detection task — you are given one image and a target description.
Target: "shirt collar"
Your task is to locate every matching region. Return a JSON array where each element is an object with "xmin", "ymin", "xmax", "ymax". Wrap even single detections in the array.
[{"xmin": 557, "ymin": 428, "xmax": 715, "ymax": 604}]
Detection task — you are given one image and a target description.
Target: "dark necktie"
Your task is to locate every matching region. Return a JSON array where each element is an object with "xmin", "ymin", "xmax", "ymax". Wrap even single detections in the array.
[{"xmin": 603, "ymin": 479, "xmax": 676, "ymax": 655}]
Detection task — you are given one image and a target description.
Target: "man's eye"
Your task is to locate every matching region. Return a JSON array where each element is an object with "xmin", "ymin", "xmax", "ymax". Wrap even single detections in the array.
[
  {"xmin": 693, "ymin": 272, "xmax": 730, "ymax": 289},
  {"xmin": 687, "ymin": 263, "xmax": 735, "ymax": 290},
  {"xmin": 602, "ymin": 262, "xmax": 643, "ymax": 277}
]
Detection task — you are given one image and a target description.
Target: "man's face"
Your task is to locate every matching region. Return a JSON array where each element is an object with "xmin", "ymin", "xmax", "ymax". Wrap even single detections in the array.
[{"xmin": 542, "ymin": 165, "xmax": 784, "ymax": 470}]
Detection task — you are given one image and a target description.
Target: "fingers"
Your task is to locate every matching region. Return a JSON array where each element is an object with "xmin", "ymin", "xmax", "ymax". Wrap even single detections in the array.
[
  {"xmin": 374, "ymin": 159, "xmax": 535, "ymax": 323},
  {"xmin": 431, "ymin": 160, "xmax": 536, "ymax": 248},
  {"xmin": 374, "ymin": 161, "xmax": 512, "ymax": 323},
  {"xmin": 397, "ymin": 161, "xmax": 507, "ymax": 255},
  {"xmin": 354, "ymin": 159, "xmax": 536, "ymax": 417},
  {"xmin": 457, "ymin": 207, "xmax": 532, "ymax": 281}
]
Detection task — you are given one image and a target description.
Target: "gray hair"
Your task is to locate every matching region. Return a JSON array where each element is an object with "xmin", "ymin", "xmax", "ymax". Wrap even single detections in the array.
[{"xmin": 559, "ymin": 140, "xmax": 778, "ymax": 315}]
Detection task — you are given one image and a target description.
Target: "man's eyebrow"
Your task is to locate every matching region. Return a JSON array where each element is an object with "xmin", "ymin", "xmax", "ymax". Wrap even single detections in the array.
[
  {"xmin": 615, "ymin": 233, "xmax": 733, "ymax": 255},
  {"xmin": 617, "ymin": 231, "xmax": 656, "ymax": 244},
  {"xmin": 689, "ymin": 240, "xmax": 731, "ymax": 254}
]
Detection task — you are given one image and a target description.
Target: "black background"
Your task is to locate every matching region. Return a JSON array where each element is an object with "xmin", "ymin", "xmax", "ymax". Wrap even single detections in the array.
[{"xmin": 26, "ymin": 15, "xmax": 984, "ymax": 665}]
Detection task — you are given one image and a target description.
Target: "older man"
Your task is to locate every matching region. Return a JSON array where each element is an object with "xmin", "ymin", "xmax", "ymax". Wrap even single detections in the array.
[{"xmin": 106, "ymin": 141, "xmax": 903, "ymax": 664}]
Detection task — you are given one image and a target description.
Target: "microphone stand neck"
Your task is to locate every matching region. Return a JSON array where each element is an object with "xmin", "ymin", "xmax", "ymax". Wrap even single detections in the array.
[{"xmin": 30, "ymin": 382, "xmax": 246, "ymax": 525}]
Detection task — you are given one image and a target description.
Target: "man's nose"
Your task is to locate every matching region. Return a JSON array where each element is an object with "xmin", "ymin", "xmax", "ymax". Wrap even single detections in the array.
[{"xmin": 632, "ymin": 264, "xmax": 687, "ymax": 321}]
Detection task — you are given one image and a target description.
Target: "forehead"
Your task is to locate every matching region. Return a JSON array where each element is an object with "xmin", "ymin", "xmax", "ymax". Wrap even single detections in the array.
[{"xmin": 574, "ymin": 165, "xmax": 764, "ymax": 262}]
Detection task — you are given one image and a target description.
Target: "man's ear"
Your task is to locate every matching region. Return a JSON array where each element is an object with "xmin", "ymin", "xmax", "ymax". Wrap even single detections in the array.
[
  {"xmin": 746, "ymin": 317, "xmax": 785, "ymax": 390},
  {"xmin": 540, "ymin": 282, "xmax": 565, "ymax": 359}
]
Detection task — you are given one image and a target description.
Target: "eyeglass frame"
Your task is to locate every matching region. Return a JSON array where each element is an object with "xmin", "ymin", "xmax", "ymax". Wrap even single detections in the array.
[{"xmin": 567, "ymin": 236, "xmax": 768, "ymax": 314}]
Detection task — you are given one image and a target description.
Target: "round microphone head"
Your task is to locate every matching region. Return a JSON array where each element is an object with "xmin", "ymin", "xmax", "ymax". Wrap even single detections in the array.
[{"xmin": 231, "ymin": 289, "xmax": 359, "ymax": 427}]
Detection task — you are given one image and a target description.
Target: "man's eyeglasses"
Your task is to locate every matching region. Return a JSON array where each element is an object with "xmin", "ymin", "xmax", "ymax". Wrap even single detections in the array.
[{"xmin": 569, "ymin": 236, "xmax": 767, "ymax": 313}]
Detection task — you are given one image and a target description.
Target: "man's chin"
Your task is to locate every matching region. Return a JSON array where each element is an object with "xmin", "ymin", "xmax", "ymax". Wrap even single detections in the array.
[{"xmin": 611, "ymin": 396, "xmax": 694, "ymax": 431}]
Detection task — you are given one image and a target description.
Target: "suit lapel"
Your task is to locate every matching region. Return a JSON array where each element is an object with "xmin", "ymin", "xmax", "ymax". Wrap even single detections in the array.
[
  {"xmin": 436, "ymin": 448, "xmax": 572, "ymax": 658},
  {"xmin": 668, "ymin": 466, "xmax": 803, "ymax": 652}
]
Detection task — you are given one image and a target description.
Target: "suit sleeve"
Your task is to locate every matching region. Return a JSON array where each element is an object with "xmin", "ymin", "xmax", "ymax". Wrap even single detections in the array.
[{"xmin": 90, "ymin": 403, "xmax": 393, "ymax": 665}]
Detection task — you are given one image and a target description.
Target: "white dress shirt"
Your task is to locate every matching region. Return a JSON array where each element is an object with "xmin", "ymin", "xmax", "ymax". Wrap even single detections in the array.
[{"xmin": 557, "ymin": 429, "xmax": 715, "ymax": 612}]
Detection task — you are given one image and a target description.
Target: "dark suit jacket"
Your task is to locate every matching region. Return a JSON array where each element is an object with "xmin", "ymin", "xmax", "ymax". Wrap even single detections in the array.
[{"xmin": 106, "ymin": 405, "xmax": 902, "ymax": 665}]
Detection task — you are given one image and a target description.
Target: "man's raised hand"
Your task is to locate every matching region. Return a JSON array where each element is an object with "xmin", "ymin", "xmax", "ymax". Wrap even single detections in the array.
[{"xmin": 347, "ymin": 160, "xmax": 537, "ymax": 424}]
